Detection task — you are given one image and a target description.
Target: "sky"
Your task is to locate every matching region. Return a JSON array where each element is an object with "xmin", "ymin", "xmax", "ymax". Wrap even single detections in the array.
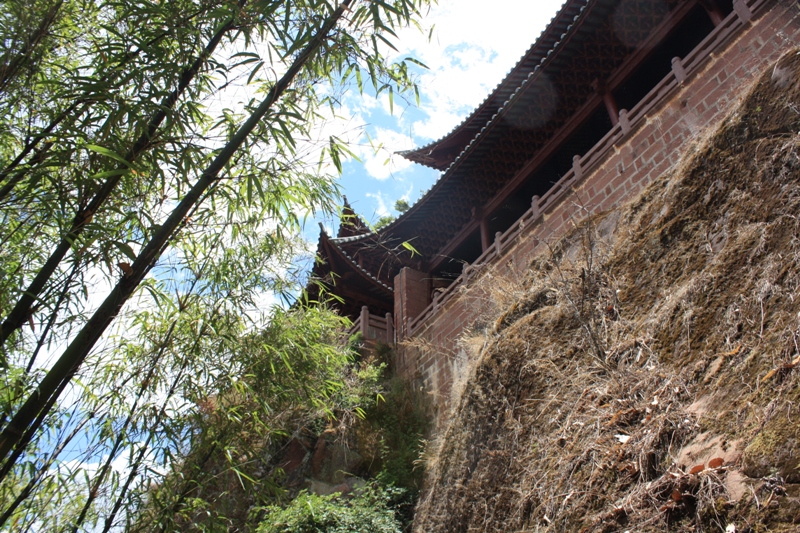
[{"xmin": 324, "ymin": 0, "xmax": 568, "ymax": 231}]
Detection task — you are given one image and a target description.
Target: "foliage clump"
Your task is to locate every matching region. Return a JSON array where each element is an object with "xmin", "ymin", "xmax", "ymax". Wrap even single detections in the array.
[
  {"xmin": 257, "ymin": 484, "xmax": 403, "ymax": 533},
  {"xmin": 359, "ymin": 355, "xmax": 431, "ymax": 527},
  {"xmin": 131, "ymin": 316, "xmax": 431, "ymax": 532}
]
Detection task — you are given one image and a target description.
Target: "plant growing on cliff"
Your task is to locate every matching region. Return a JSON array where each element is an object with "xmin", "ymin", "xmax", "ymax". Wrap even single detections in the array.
[
  {"xmin": 257, "ymin": 484, "xmax": 404, "ymax": 533},
  {"xmin": 127, "ymin": 304, "xmax": 358, "ymax": 531}
]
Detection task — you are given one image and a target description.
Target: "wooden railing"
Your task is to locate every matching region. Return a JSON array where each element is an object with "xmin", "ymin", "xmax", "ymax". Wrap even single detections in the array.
[
  {"xmin": 349, "ymin": 306, "xmax": 394, "ymax": 344},
  {"xmin": 406, "ymin": 0, "xmax": 767, "ymax": 336}
]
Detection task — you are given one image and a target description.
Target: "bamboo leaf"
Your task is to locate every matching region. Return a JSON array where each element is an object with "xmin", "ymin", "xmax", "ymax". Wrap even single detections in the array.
[{"xmin": 85, "ymin": 144, "xmax": 133, "ymax": 168}]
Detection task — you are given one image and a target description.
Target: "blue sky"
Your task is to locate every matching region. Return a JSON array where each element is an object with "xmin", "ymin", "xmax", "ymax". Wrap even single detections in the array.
[{"xmin": 321, "ymin": 0, "xmax": 567, "ymax": 231}]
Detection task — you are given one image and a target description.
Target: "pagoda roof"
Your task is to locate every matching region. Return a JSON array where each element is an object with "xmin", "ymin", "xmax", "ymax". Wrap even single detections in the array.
[
  {"xmin": 336, "ymin": 196, "xmax": 371, "ymax": 238},
  {"xmin": 309, "ymin": 226, "xmax": 395, "ymax": 319},
  {"xmin": 399, "ymin": 0, "xmax": 585, "ymax": 171},
  {"xmin": 370, "ymin": 0, "xmax": 690, "ymax": 267},
  {"xmin": 315, "ymin": 0, "xmax": 701, "ymax": 309}
]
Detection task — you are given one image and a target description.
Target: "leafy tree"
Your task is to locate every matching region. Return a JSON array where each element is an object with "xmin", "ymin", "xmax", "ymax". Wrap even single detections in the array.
[
  {"xmin": 127, "ymin": 304, "xmax": 356, "ymax": 531},
  {"xmin": 374, "ymin": 214, "xmax": 396, "ymax": 229},
  {"xmin": 0, "ymin": 0, "xmax": 432, "ymax": 529},
  {"xmin": 393, "ymin": 198, "xmax": 410, "ymax": 213},
  {"xmin": 372, "ymin": 198, "xmax": 410, "ymax": 229}
]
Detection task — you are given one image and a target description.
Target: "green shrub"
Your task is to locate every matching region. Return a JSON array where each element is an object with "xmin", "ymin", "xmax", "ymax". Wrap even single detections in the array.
[
  {"xmin": 257, "ymin": 485, "xmax": 402, "ymax": 533},
  {"xmin": 369, "ymin": 377, "xmax": 429, "ymax": 492}
]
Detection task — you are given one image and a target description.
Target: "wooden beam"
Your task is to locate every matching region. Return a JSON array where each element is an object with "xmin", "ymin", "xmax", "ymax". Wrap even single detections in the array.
[
  {"xmin": 480, "ymin": 217, "xmax": 490, "ymax": 252},
  {"xmin": 699, "ymin": 0, "xmax": 725, "ymax": 26},
  {"xmin": 332, "ymin": 284, "xmax": 393, "ymax": 312},
  {"xmin": 592, "ymin": 78, "xmax": 620, "ymax": 125}
]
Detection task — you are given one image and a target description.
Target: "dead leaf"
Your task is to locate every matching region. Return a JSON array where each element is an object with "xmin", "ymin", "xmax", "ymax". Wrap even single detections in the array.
[
  {"xmin": 27, "ymin": 315, "xmax": 35, "ymax": 331},
  {"xmin": 689, "ymin": 463, "xmax": 705, "ymax": 474},
  {"xmin": 79, "ymin": 209, "xmax": 94, "ymax": 226},
  {"xmin": 708, "ymin": 457, "xmax": 724, "ymax": 469},
  {"xmin": 117, "ymin": 262, "xmax": 133, "ymax": 277},
  {"xmin": 671, "ymin": 489, "xmax": 682, "ymax": 501},
  {"xmin": 761, "ymin": 355, "xmax": 800, "ymax": 382}
]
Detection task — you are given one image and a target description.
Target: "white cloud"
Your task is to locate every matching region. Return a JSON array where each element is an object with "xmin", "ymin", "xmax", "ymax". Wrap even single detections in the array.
[
  {"xmin": 390, "ymin": 0, "xmax": 566, "ymax": 140},
  {"xmin": 365, "ymin": 192, "xmax": 391, "ymax": 218},
  {"xmin": 401, "ymin": 183, "xmax": 414, "ymax": 202},
  {"xmin": 360, "ymin": 127, "xmax": 416, "ymax": 180}
]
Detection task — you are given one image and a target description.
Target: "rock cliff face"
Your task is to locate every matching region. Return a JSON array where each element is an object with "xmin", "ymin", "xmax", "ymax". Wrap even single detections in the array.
[{"xmin": 414, "ymin": 50, "xmax": 800, "ymax": 532}]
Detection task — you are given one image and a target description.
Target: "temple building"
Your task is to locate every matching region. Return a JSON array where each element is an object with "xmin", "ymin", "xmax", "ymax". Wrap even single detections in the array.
[{"xmin": 311, "ymin": 0, "xmax": 798, "ymax": 419}]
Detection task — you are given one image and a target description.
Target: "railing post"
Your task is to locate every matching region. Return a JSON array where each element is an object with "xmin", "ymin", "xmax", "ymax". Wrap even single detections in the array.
[
  {"xmin": 619, "ymin": 109, "xmax": 631, "ymax": 135},
  {"xmin": 531, "ymin": 195, "xmax": 541, "ymax": 221},
  {"xmin": 360, "ymin": 305, "xmax": 369, "ymax": 338},
  {"xmin": 461, "ymin": 261, "xmax": 472, "ymax": 281},
  {"xmin": 671, "ymin": 57, "xmax": 687, "ymax": 84},
  {"xmin": 733, "ymin": 0, "xmax": 752, "ymax": 22},
  {"xmin": 494, "ymin": 231, "xmax": 503, "ymax": 255},
  {"xmin": 572, "ymin": 155, "xmax": 583, "ymax": 180},
  {"xmin": 385, "ymin": 312, "xmax": 394, "ymax": 344}
]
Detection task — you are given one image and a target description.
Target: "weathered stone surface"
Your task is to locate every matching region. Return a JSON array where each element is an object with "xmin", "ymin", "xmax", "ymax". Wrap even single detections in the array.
[{"xmin": 277, "ymin": 438, "xmax": 311, "ymax": 487}]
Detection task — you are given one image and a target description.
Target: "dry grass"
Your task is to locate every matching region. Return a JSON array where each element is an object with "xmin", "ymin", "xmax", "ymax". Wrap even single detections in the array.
[{"xmin": 414, "ymin": 50, "xmax": 800, "ymax": 532}]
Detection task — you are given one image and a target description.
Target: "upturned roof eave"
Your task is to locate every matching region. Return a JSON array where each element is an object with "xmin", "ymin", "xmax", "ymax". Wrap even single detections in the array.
[
  {"xmin": 398, "ymin": 0, "xmax": 585, "ymax": 170},
  {"xmin": 315, "ymin": 228, "xmax": 394, "ymax": 294},
  {"xmin": 376, "ymin": 0, "xmax": 592, "ymax": 244}
]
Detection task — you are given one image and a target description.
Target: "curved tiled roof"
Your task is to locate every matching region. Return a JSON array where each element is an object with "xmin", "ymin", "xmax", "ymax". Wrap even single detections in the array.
[
  {"xmin": 320, "ymin": 0, "xmax": 696, "ymax": 304},
  {"xmin": 334, "ymin": 245, "xmax": 393, "ymax": 292},
  {"xmin": 398, "ymin": 0, "xmax": 586, "ymax": 170},
  {"xmin": 317, "ymin": 225, "xmax": 392, "ymax": 291},
  {"xmin": 337, "ymin": 196, "xmax": 372, "ymax": 238},
  {"xmin": 308, "ymin": 225, "xmax": 395, "ymax": 318},
  {"xmin": 370, "ymin": 0, "xmax": 687, "ymax": 264},
  {"xmin": 376, "ymin": 0, "xmax": 594, "ymax": 241},
  {"xmin": 330, "ymin": 232, "xmax": 374, "ymax": 245}
]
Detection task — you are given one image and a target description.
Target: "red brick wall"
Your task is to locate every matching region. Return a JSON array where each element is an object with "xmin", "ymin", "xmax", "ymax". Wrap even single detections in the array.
[
  {"xmin": 397, "ymin": 0, "xmax": 800, "ymax": 427},
  {"xmin": 393, "ymin": 267, "xmax": 430, "ymax": 338}
]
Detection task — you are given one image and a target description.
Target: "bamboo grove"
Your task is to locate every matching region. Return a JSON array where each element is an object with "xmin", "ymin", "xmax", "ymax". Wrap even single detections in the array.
[{"xmin": 0, "ymin": 0, "xmax": 430, "ymax": 529}]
